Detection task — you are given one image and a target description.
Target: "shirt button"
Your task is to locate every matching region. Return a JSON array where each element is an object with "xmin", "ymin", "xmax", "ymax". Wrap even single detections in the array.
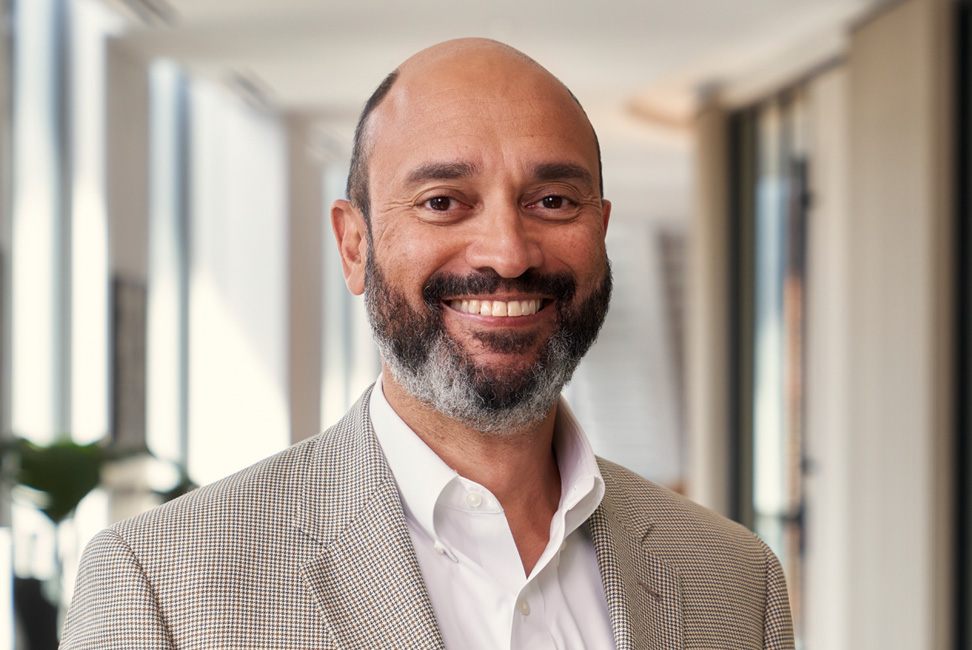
[
  {"xmin": 517, "ymin": 598, "xmax": 531, "ymax": 616},
  {"xmin": 466, "ymin": 492, "xmax": 483, "ymax": 508},
  {"xmin": 433, "ymin": 541, "xmax": 446, "ymax": 555}
]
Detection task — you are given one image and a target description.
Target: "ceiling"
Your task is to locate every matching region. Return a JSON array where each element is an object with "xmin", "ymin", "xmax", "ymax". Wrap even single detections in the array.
[{"xmin": 108, "ymin": 0, "xmax": 884, "ymax": 221}]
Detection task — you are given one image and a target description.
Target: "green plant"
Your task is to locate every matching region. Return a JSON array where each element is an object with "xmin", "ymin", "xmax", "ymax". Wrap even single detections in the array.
[
  {"xmin": 1, "ymin": 437, "xmax": 161, "ymax": 523},
  {"xmin": 13, "ymin": 438, "xmax": 104, "ymax": 524}
]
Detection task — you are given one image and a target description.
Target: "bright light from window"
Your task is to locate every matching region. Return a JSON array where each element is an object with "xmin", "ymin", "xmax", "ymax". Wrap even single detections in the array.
[
  {"xmin": 146, "ymin": 59, "xmax": 186, "ymax": 465},
  {"xmin": 70, "ymin": 0, "xmax": 111, "ymax": 444},
  {"xmin": 10, "ymin": 0, "xmax": 60, "ymax": 444},
  {"xmin": 186, "ymin": 80, "xmax": 289, "ymax": 485}
]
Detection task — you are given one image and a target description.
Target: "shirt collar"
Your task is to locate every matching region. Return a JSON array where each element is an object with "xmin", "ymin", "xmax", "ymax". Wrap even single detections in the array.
[
  {"xmin": 369, "ymin": 374, "xmax": 605, "ymax": 545},
  {"xmin": 370, "ymin": 374, "xmax": 457, "ymax": 543},
  {"xmin": 552, "ymin": 397, "xmax": 606, "ymax": 535}
]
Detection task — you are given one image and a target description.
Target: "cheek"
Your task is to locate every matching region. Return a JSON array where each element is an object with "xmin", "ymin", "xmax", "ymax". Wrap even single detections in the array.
[
  {"xmin": 545, "ymin": 225, "xmax": 608, "ymax": 277},
  {"xmin": 372, "ymin": 227, "xmax": 463, "ymax": 296}
]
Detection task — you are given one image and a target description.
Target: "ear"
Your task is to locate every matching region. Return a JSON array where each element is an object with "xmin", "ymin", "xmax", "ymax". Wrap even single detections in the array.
[
  {"xmin": 331, "ymin": 199, "xmax": 367, "ymax": 295},
  {"xmin": 600, "ymin": 199, "xmax": 612, "ymax": 235}
]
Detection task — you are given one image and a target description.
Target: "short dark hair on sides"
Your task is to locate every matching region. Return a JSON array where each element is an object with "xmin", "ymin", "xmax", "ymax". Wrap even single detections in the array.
[{"xmin": 346, "ymin": 70, "xmax": 400, "ymax": 228}]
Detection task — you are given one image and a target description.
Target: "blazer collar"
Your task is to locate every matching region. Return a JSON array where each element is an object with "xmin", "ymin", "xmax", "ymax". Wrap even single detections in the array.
[
  {"xmin": 590, "ymin": 459, "xmax": 685, "ymax": 650},
  {"xmin": 291, "ymin": 388, "xmax": 682, "ymax": 650},
  {"xmin": 294, "ymin": 386, "xmax": 445, "ymax": 650}
]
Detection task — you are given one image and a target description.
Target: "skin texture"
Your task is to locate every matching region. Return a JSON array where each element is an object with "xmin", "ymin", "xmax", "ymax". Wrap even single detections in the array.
[{"xmin": 331, "ymin": 39, "xmax": 610, "ymax": 574}]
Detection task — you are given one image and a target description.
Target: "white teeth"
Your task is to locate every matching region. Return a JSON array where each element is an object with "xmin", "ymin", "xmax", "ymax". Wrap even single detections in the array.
[{"xmin": 448, "ymin": 298, "xmax": 541, "ymax": 317}]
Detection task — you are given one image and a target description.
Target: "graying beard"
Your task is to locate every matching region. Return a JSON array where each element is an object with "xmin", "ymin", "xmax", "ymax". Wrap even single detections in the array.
[{"xmin": 373, "ymin": 326, "xmax": 576, "ymax": 434}]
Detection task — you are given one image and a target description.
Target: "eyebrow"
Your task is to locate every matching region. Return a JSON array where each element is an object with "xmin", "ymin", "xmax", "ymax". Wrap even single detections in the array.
[
  {"xmin": 531, "ymin": 162, "xmax": 595, "ymax": 190},
  {"xmin": 403, "ymin": 160, "xmax": 596, "ymax": 190},
  {"xmin": 405, "ymin": 161, "xmax": 478, "ymax": 186}
]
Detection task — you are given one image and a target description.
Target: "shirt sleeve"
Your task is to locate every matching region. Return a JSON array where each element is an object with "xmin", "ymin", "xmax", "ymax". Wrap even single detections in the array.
[{"xmin": 60, "ymin": 529, "xmax": 174, "ymax": 650}]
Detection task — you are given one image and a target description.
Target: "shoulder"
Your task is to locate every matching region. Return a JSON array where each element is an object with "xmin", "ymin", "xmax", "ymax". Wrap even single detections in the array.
[
  {"xmin": 597, "ymin": 457, "xmax": 759, "ymax": 543},
  {"xmin": 101, "ymin": 432, "xmax": 319, "ymax": 579},
  {"xmin": 596, "ymin": 456, "xmax": 779, "ymax": 585},
  {"xmin": 64, "ymin": 396, "xmax": 381, "ymax": 646},
  {"xmin": 595, "ymin": 458, "xmax": 793, "ymax": 645},
  {"xmin": 114, "ymin": 388, "xmax": 377, "ymax": 540},
  {"xmin": 108, "ymin": 392, "xmax": 377, "ymax": 559},
  {"xmin": 114, "ymin": 434, "xmax": 314, "ymax": 536}
]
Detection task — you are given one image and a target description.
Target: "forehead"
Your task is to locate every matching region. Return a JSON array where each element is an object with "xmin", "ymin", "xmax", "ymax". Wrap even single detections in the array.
[{"xmin": 365, "ymin": 57, "xmax": 599, "ymax": 189}]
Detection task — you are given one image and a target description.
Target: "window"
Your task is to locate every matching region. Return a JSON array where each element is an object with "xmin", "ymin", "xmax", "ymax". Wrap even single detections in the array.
[{"xmin": 729, "ymin": 87, "xmax": 809, "ymax": 630}]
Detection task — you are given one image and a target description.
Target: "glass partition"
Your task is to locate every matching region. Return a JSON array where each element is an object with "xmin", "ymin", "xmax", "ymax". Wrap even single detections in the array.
[{"xmin": 729, "ymin": 86, "xmax": 809, "ymax": 635}]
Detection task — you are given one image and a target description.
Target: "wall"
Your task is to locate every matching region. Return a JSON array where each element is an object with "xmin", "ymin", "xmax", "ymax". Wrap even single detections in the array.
[{"xmin": 842, "ymin": 0, "xmax": 955, "ymax": 645}]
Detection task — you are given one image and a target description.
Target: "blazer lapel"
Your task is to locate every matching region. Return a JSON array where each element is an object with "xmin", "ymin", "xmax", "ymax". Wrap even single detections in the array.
[
  {"xmin": 295, "ymin": 387, "xmax": 444, "ymax": 650},
  {"xmin": 590, "ymin": 463, "xmax": 685, "ymax": 650}
]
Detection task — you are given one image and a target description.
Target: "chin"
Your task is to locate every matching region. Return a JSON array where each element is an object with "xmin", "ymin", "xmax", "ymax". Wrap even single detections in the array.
[{"xmin": 379, "ymin": 328, "xmax": 576, "ymax": 435}]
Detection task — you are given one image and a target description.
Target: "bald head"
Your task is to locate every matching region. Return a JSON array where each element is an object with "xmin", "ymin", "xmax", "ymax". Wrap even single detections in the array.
[{"xmin": 346, "ymin": 38, "xmax": 602, "ymax": 226}]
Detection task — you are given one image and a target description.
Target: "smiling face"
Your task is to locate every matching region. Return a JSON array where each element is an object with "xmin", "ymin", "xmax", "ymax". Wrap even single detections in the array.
[{"xmin": 333, "ymin": 39, "xmax": 612, "ymax": 432}]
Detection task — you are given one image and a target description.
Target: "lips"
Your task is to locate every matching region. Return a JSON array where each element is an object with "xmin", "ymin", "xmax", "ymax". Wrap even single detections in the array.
[
  {"xmin": 422, "ymin": 269, "xmax": 576, "ymax": 315},
  {"xmin": 448, "ymin": 298, "xmax": 542, "ymax": 317}
]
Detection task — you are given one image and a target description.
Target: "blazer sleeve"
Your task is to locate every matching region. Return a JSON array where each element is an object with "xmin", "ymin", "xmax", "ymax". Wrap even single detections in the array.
[
  {"xmin": 761, "ymin": 541, "xmax": 795, "ymax": 650},
  {"xmin": 59, "ymin": 529, "xmax": 173, "ymax": 650}
]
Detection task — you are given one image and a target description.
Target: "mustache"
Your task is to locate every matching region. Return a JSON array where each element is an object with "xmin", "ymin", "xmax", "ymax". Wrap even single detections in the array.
[{"xmin": 422, "ymin": 269, "xmax": 576, "ymax": 310}]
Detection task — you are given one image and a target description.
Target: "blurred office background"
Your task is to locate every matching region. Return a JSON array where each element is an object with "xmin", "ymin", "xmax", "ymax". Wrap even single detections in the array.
[{"xmin": 0, "ymin": 0, "xmax": 967, "ymax": 647}]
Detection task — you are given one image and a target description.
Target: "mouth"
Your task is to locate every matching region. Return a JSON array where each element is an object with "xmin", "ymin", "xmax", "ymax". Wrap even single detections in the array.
[{"xmin": 446, "ymin": 298, "xmax": 548, "ymax": 318}]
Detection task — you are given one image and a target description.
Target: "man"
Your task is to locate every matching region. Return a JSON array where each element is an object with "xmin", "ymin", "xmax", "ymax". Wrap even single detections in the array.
[{"xmin": 61, "ymin": 39, "xmax": 793, "ymax": 650}]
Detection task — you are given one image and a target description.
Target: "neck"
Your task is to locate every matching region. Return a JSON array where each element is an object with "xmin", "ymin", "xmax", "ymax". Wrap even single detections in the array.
[{"xmin": 380, "ymin": 368, "xmax": 562, "ymax": 574}]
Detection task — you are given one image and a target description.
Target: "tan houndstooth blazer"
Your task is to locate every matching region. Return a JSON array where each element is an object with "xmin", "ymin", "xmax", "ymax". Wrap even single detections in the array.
[{"xmin": 61, "ymin": 387, "xmax": 794, "ymax": 649}]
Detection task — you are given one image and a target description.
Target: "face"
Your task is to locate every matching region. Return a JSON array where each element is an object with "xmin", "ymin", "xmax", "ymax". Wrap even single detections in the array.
[{"xmin": 334, "ymin": 44, "xmax": 612, "ymax": 432}]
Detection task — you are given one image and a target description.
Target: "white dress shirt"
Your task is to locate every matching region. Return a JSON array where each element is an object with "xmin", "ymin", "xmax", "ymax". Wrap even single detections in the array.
[{"xmin": 370, "ymin": 375, "xmax": 616, "ymax": 650}]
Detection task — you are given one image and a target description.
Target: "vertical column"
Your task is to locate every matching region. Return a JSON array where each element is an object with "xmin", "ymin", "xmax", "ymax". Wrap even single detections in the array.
[
  {"xmin": 105, "ymin": 37, "xmax": 150, "ymax": 451},
  {"xmin": 802, "ymin": 65, "xmax": 853, "ymax": 650},
  {"xmin": 687, "ymin": 94, "xmax": 731, "ymax": 516},
  {"xmin": 286, "ymin": 114, "xmax": 323, "ymax": 443}
]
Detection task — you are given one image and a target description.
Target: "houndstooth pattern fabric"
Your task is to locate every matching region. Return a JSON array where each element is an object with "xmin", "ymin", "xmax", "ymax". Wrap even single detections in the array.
[
  {"xmin": 589, "ymin": 461, "xmax": 794, "ymax": 649},
  {"xmin": 61, "ymin": 386, "xmax": 793, "ymax": 650}
]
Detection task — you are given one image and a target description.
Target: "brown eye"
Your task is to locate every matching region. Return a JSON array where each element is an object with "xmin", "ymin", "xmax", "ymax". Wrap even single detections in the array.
[
  {"xmin": 427, "ymin": 197, "xmax": 452, "ymax": 211},
  {"xmin": 541, "ymin": 196, "xmax": 565, "ymax": 209}
]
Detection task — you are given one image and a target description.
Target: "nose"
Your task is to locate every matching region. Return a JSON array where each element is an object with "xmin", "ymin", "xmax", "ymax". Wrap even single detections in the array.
[{"xmin": 464, "ymin": 203, "xmax": 544, "ymax": 278}]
